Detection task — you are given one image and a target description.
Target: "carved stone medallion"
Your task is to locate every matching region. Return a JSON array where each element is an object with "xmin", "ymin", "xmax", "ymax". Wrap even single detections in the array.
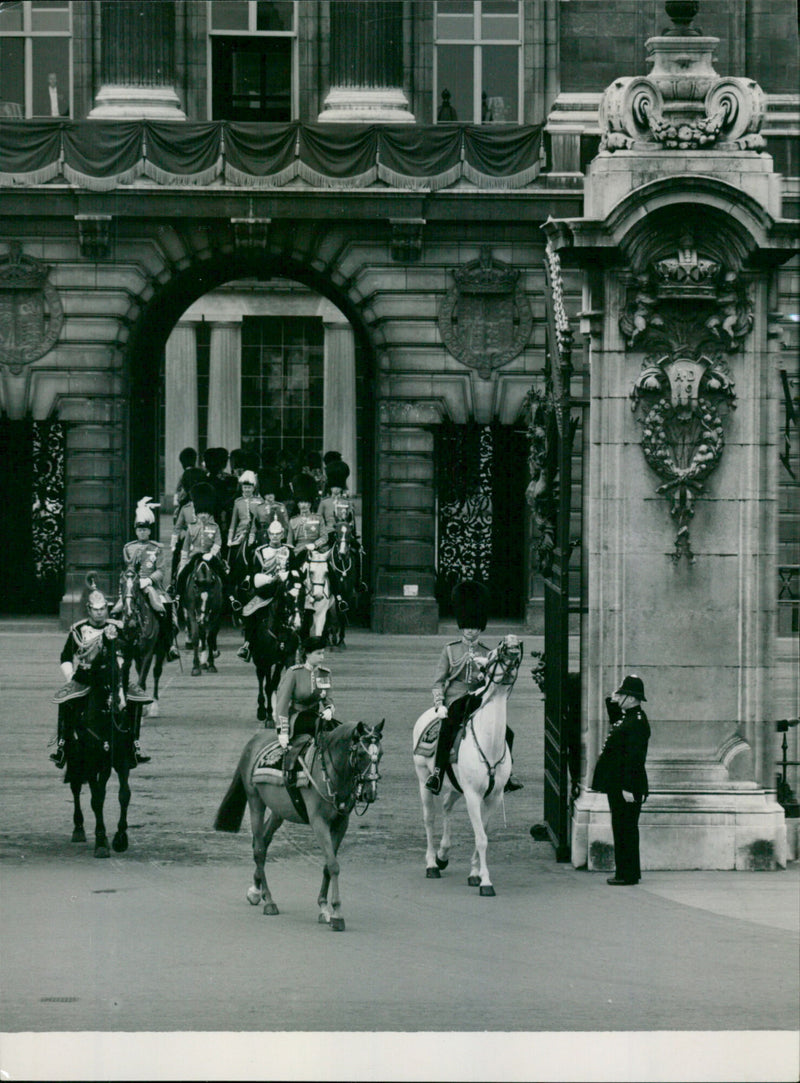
[
  {"xmin": 0, "ymin": 243, "xmax": 64, "ymax": 374},
  {"xmin": 438, "ymin": 247, "xmax": 532, "ymax": 380}
]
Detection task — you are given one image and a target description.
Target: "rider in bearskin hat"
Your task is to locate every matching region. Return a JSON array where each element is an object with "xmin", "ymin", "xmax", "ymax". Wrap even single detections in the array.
[
  {"xmin": 425, "ymin": 580, "xmax": 523, "ymax": 795},
  {"xmin": 251, "ymin": 467, "xmax": 292, "ymax": 547},
  {"xmin": 51, "ymin": 576, "xmax": 152, "ymax": 769},
  {"xmin": 174, "ymin": 481, "xmax": 227, "ymax": 599}
]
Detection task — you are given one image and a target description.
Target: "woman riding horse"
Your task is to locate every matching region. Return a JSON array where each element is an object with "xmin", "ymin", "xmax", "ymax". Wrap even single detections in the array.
[{"xmin": 274, "ymin": 634, "xmax": 336, "ymax": 753}]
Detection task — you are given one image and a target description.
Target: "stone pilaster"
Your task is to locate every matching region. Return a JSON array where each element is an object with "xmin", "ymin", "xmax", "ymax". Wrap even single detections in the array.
[
  {"xmin": 372, "ymin": 399, "xmax": 440, "ymax": 634},
  {"xmin": 319, "ymin": 1, "xmax": 413, "ymax": 123},
  {"xmin": 323, "ymin": 321, "xmax": 358, "ymax": 491},
  {"xmin": 207, "ymin": 322, "xmax": 241, "ymax": 453},
  {"xmin": 164, "ymin": 323, "xmax": 198, "ymax": 498}
]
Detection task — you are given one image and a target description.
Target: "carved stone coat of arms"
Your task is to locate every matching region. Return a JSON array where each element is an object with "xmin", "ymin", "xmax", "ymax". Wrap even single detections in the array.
[{"xmin": 0, "ymin": 243, "xmax": 63, "ymax": 374}]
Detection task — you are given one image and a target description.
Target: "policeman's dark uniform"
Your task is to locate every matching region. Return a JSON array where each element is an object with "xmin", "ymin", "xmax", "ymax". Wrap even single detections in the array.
[{"xmin": 592, "ymin": 674, "xmax": 650, "ymax": 885}]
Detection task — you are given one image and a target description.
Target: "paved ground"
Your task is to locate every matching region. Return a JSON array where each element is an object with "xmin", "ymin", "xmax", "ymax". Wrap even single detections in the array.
[{"xmin": 0, "ymin": 619, "xmax": 798, "ymax": 1082}]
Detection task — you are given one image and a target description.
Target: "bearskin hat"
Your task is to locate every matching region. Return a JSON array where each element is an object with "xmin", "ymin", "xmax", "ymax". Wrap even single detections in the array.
[
  {"xmin": 228, "ymin": 448, "xmax": 246, "ymax": 472},
  {"xmin": 292, "ymin": 472, "xmax": 318, "ymax": 506},
  {"xmin": 191, "ymin": 482, "xmax": 217, "ymax": 515},
  {"xmin": 325, "ymin": 459, "xmax": 350, "ymax": 491},
  {"xmin": 259, "ymin": 469, "xmax": 281, "ymax": 497},
  {"xmin": 323, "ymin": 450, "xmax": 342, "ymax": 466},
  {"xmin": 203, "ymin": 446, "xmax": 228, "ymax": 474},
  {"xmin": 179, "ymin": 466, "xmax": 206, "ymax": 494},
  {"xmin": 452, "ymin": 580, "xmax": 489, "ymax": 631},
  {"xmin": 179, "ymin": 447, "xmax": 197, "ymax": 469}
]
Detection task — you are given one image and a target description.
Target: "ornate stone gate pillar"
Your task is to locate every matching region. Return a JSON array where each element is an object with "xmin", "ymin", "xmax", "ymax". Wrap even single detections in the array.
[{"xmin": 552, "ymin": 4, "xmax": 798, "ymax": 870}]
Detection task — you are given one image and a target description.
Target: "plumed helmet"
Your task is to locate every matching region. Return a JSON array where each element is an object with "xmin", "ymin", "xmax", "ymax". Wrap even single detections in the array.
[
  {"xmin": 325, "ymin": 459, "xmax": 350, "ymax": 491},
  {"xmin": 259, "ymin": 469, "xmax": 281, "ymax": 497},
  {"xmin": 203, "ymin": 446, "xmax": 228, "ymax": 474},
  {"xmin": 452, "ymin": 580, "xmax": 489, "ymax": 631},
  {"xmin": 267, "ymin": 517, "xmax": 285, "ymax": 540},
  {"xmin": 83, "ymin": 573, "xmax": 109, "ymax": 623},
  {"xmin": 134, "ymin": 496, "xmax": 159, "ymax": 527},
  {"xmin": 191, "ymin": 481, "xmax": 217, "ymax": 515},
  {"xmin": 239, "ymin": 470, "xmax": 257, "ymax": 487},
  {"xmin": 292, "ymin": 473, "xmax": 318, "ymax": 505},
  {"xmin": 615, "ymin": 674, "xmax": 647, "ymax": 702}
]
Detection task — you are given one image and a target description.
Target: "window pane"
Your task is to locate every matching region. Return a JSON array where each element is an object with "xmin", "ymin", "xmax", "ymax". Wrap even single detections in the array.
[
  {"xmin": 0, "ymin": 39, "xmax": 24, "ymax": 114},
  {"xmin": 0, "ymin": 4, "xmax": 24, "ymax": 31},
  {"xmin": 213, "ymin": 37, "xmax": 291, "ymax": 120},
  {"xmin": 437, "ymin": 44, "xmax": 472, "ymax": 123},
  {"xmin": 482, "ymin": 44, "xmax": 517, "ymax": 123},
  {"xmin": 32, "ymin": 1, "xmax": 70, "ymax": 33},
  {"xmin": 211, "ymin": 1, "xmax": 249, "ymax": 31},
  {"xmin": 436, "ymin": 1, "xmax": 473, "ymax": 40},
  {"xmin": 481, "ymin": 14, "xmax": 518, "ymax": 41},
  {"xmin": 256, "ymin": 1, "xmax": 293, "ymax": 32},
  {"xmin": 32, "ymin": 38, "xmax": 70, "ymax": 116}
]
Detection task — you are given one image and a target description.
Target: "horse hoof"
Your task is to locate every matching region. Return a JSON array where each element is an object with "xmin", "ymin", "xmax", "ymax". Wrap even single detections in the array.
[
  {"xmin": 147, "ymin": 701, "xmax": 159, "ymax": 718},
  {"xmin": 257, "ymin": 706, "xmax": 267, "ymax": 722},
  {"xmin": 330, "ymin": 917, "xmax": 345, "ymax": 932},
  {"xmin": 479, "ymin": 885, "xmax": 496, "ymax": 897},
  {"xmin": 94, "ymin": 843, "xmax": 110, "ymax": 859},
  {"xmin": 426, "ymin": 867, "xmax": 441, "ymax": 879},
  {"xmin": 467, "ymin": 875, "xmax": 481, "ymax": 886},
  {"xmin": 191, "ymin": 667, "xmax": 201, "ymax": 676},
  {"xmin": 206, "ymin": 664, "xmax": 218, "ymax": 674},
  {"xmin": 71, "ymin": 827, "xmax": 86, "ymax": 844},
  {"xmin": 318, "ymin": 913, "xmax": 329, "ymax": 924},
  {"xmin": 112, "ymin": 832, "xmax": 128, "ymax": 853},
  {"xmin": 263, "ymin": 902, "xmax": 279, "ymax": 916},
  {"xmin": 435, "ymin": 856, "xmax": 449, "ymax": 870},
  {"xmin": 246, "ymin": 886, "xmax": 261, "ymax": 906}
]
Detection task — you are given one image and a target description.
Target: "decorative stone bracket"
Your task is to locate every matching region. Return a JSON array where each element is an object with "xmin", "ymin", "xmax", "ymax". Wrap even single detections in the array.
[
  {"xmin": 231, "ymin": 217, "xmax": 272, "ymax": 248},
  {"xmin": 389, "ymin": 218, "xmax": 425, "ymax": 263},
  {"xmin": 75, "ymin": 214, "xmax": 113, "ymax": 259}
]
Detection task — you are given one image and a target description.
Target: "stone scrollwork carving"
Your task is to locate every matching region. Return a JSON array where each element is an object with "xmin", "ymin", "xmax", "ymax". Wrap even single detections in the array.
[{"xmin": 0, "ymin": 242, "xmax": 64, "ymax": 374}]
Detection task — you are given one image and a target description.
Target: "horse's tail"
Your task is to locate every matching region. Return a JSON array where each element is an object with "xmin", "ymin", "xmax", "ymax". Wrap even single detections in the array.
[{"xmin": 214, "ymin": 769, "xmax": 247, "ymax": 832}]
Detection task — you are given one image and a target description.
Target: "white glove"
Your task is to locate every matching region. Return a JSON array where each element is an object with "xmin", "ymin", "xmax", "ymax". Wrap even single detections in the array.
[
  {"xmin": 202, "ymin": 553, "xmax": 213, "ymax": 562},
  {"xmin": 622, "ymin": 790, "xmax": 635, "ymax": 803},
  {"xmin": 104, "ymin": 624, "xmax": 118, "ymax": 640},
  {"xmin": 475, "ymin": 655, "xmax": 489, "ymax": 667},
  {"xmin": 60, "ymin": 660, "xmax": 74, "ymax": 681},
  {"xmin": 321, "ymin": 705, "xmax": 333, "ymax": 721},
  {"xmin": 434, "ymin": 704, "xmax": 448, "ymax": 719},
  {"xmin": 277, "ymin": 731, "xmax": 289, "ymax": 749},
  {"xmin": 139, "ymin": 576, "xmax": 152, "ymax": 589}
]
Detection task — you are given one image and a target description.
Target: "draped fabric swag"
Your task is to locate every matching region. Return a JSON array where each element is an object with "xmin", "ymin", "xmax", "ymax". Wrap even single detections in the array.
[{"xmin": 0, "ymin": 121, "xmax": 543, "ymax": 190}]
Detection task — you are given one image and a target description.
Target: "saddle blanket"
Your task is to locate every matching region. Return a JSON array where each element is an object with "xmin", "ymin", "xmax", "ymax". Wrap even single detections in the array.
[
  {"xmin": 252, "ymin": 738, "xmax": 309, "ymax": 788},
  {"xmin": 413, "ymin": 717, "xmax": 441, "ymax": 757}
]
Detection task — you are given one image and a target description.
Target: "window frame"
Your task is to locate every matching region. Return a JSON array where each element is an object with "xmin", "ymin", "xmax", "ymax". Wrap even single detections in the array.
[
  {"xmin": 206, "ymin": 0, "xmax": 298, "ymax": 122},
  {"xmin": 0, "ymin": 0, "xmax": 72, "ymax": 119},
  {"xmin": 433, "ymin": 0, "xmax": 523, "ymax": 125}
]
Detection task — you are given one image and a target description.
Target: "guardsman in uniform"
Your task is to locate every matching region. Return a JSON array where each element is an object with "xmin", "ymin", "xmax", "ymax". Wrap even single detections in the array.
[
  {"xmin": 251, "ymin": 469, "xmax": 292, "ymax": 547},
  {"xmin": 275, "ymin": 635, "xmax": 336, "ymax": 749},
  {"xmin": 237, "ymin": 519, "xmax": 299, "ymax": 661},
  {"xmin": 175, "ymin": 482, "xmax": 226, "ymax": 598},
  {"xmin": 51, "ymin": 580, "xmax": 152, "ymax": 768},
  {"xmin": 425, "ymin": 581, "xmax": 523, "ymax": 795},
  {"xmin": 203, "ymin": 446, "xmax": 235, "ymax": 539},
  {"xmin": 289, "ymin": 473, "xmax": 328, "ymax": 564},
  {"xmin": 318, "ymin": 459, "xmax": 352, "ymax": 529},
  {"xmin": 227, "ymin": 470, "xmax": 263, "ymax": 550},
  {"xmin": 591, "ymin": 674, "xmax": 651, "ymax": 886}
]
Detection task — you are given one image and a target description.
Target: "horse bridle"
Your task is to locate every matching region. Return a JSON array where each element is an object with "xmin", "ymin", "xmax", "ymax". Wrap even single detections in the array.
[{"xmin": 313, "ymin": 726, "xmax": 383, "ymax": 816}]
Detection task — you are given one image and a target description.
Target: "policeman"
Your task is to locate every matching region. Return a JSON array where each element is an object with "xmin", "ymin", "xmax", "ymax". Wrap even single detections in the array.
[
  {"xmin": 237, "ymin": 518, "xmax": 299, "ymax": 661},
  {"xmin": 425, "ymin": 581, "xmax": 523, "ymax": 795},
  {"xmin": 275, "ymin": 635, "xmax": 336, "ymax": 748},
  {"xmin": 227, "ymin": 470, "xmax": 263, "ymax": 549},
  {"xmin": 51, "ymin": 580, "xmax": 152, "ymax": 768},
  {"xmin": 251, "ymin": 468, "xmax": 292, "ymax": 546}
]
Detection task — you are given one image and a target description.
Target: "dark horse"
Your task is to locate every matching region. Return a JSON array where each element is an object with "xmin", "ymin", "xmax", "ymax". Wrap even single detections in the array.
[
  {"xmin": 250, "ymin": 579, "xmax": 305, "ymax": 725},
  {"xmin": 180, "ymin": 557, "xmax": 223, "ymax": 677},
  {"xmin": 214, "ymin": 719, "xmax": 384, "ymax": 930},
  {"xmin": 60, "ymin": 637, "xmax": 138, "ymax": 858},
  {"xmin": 227, "ymin": 534, "xmax": 254, "ymax": 623},
  {"xmin": 327, "ymin": 521, "xmax": 364, "ymax": 649},
  {"xmin": 118, "ymin": 568, "xmax": 173, "ymax": 716}
]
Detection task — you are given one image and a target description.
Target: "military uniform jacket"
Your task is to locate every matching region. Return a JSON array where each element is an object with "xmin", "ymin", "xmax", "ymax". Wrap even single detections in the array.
[
  {"xmin": 61, "ymin": 618, "xmax": 123, "ymax": 684},
  {"xmin": 172, "ymin": 501, "xmax": 196, "ymax": 546},
  {"xmin": 228, "ymin": 495, "xmax": 263, "ymax": 546},
  {"xmin": 591, "ymin": 707, "xmax": 650, "ymax": 800},
  {"xmin": 291, "ymin": 512, "xmax": 327, "ymax": 552},
  {"xmin": 275, "ymin": 663, "xmax": 333, "ymax": 732},
  {"xmin": 319, "ymin": 494, "xmax": 355, "ymax": 529},
  {"xmin": 432, "ymin": 637, "xmax": 492, "ymax": 708},
  {"xmin": 181, "ymin": 513, "xmax": 221, "ymax": 558},
  {"xmin": 252, "ymin": 500, "xmax": 292, "ymax": 545},
  {"xmin": 122, "ymin": 539, "xmax": 167, "ymax": 588}
]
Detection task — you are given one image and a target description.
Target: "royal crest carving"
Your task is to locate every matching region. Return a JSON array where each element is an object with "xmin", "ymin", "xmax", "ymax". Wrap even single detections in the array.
[
  {"xmin": 0, "ymin": 243, "xmax": 64, "ymax": 374},
  {"xmin": 438, "ymin": 247, "xmax": 532, "ymax": 380}
]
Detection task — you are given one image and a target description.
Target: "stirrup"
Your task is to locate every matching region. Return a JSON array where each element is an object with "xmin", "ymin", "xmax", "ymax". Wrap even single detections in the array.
[
  {"xmin": 133, "ymin": 741, "xmax": 151, "ymax": 764},
  {"xmin": 425, "ymin": 770, "xmax": 443, "ymax": 794}
]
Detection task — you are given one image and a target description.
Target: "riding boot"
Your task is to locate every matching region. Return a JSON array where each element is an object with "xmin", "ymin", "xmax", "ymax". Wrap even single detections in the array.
[
  {"xmin": 50, "ymin": 705, "xmax": 68, "ymax": 768},
  {"xmin": 425, "ymin": 716, "xmax": 456, "ymax": 794},
  {"xmin": 131, "ymin": 703, "xmax": 151, "ymax": 765},
  {"xmin": 504, "ymin": 725, "xmax": 523, "ymax": 792}
]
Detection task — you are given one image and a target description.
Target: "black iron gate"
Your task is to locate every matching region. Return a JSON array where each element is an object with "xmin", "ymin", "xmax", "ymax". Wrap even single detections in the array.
[{"xmin": 528, "ymin": 242, "xmax": 582, "ymax": 861}]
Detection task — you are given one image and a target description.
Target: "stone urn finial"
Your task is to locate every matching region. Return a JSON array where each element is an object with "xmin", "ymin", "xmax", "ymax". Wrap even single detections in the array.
[{"xmin": 664, "ymin": 1, "xmax": 700, "ymax": 35}]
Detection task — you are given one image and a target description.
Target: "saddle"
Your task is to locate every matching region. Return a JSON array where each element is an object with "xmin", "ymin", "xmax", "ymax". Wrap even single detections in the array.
[
  {"xmin": 53, "ymin": 679, "xmax": 90, "ymax": 705},
  {"xmin": 241, "ymin": 595, "xmax": 271, "ymax": 618},
  {"xmin": 252, "ymin": 734, "xmax": 315, "ymax": 824}
]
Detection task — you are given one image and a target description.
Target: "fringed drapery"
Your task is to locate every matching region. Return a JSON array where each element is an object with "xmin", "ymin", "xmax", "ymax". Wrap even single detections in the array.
[{"xmin": 0, "ymin": 120, "xmax": 543, "ymax": 190}]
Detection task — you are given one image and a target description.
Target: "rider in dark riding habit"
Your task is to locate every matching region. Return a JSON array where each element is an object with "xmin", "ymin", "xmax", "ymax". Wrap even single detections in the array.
[
  {"xmin": 51, "ymin": 581, "xmax": 152, "ymax": 769},
  {"xmin": 275, "ymin": 634, "xmax": 336, "ymax": 748},
  {"xmin": 425, "ymin": 581, "xmax": 523, "ymax": 796}
]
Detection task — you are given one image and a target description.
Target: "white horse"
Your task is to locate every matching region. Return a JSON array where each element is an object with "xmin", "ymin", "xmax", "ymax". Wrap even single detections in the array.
[
  {"xmin": 411, "ymin": 635, "xmax": 523, "ymax": 896},
  {"xmin": 304, "ymin": 549, "xmax": 338, "ymax": 639}
]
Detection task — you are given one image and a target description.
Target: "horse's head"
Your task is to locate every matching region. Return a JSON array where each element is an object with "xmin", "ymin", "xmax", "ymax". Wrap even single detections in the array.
[
  {"xmin": 191, "ymin": 557, "xmax": 218, "ymax": 590},
  {"xmin": 118, "ymin": 568, "xmax": 141, "ymax": 624},
  {"xmin": 335, "ymin": 521, "xmax": 353, "ymax": 556},
  {"xmin": 349, "ymin": 720, "xmax": 385, "ymax": 807},
  {"xmin": 485, "ymin": 635, "xmax": 524, "ymax": 688}
]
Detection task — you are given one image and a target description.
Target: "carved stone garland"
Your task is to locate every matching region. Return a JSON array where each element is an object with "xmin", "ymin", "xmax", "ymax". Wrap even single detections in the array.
[{"xmin": 623, "ymin": 234, "xmax": 747, "ymax": 563}]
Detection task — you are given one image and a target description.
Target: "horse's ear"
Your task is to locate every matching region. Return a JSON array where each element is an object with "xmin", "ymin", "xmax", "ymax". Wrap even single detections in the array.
[{"xmin": 376, "ymin": 719, "xmax": 385, "ymax": 735}]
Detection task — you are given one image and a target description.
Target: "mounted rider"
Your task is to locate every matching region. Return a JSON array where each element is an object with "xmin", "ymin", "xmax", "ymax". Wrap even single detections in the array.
[
  {"xmin": 237, "ymin": 517, "xmax": 301, "ymax": 662},
  {"xmin": 174, "ymin": 482, "xmax": 227, "ymax": 599},
  {"xmin": 226, "ymin": 470, "xmax": 263, "ymax": 551},
  {"xmin": 425, "ymin": 580, "xmax": 523, "ymax": 796},
  {"xmin": 51, "ymin": 578, "xmax": 152, "ymax": 769},
  {"xmin": 251, "ymin": 468, "xmax": 292, "ymax": 547},
  {"xmin": 275, "ymin": 635, "xmax": 336, "ymax": 752},
  {"xmin": 319, "ymin": 459, "xmax": 364, "ymax": 591},
  {"xmin": 290, "ymin": 473, "xmax": 336, "ymax": 633}
]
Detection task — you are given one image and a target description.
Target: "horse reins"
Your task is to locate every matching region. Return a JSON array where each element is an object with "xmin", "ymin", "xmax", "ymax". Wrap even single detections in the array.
[
  {"xmin": 465, "ymin": 644, "xmax": 522, "ymax": 797},
  {"xmin": 299, "ymin": 729, "xmax": 382, "ymax": 816}
]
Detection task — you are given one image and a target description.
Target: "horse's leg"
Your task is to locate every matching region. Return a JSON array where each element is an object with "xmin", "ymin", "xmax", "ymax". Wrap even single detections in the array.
[
  {"xmin": 149, "ymin": 648, "xmax": 164, "ymax": 718},
  {"xmin": 310, "ymin": 809, "xmax": 346, "ymax": 931},
  {"xmin": 206, "ymin": 620, "xmax": 218, "ymax": 673},
  {"xmin": 112, "ymin": 768, "xmax": 131, "ymax": 853},
  {"xmin": 90, "ymin": 766, "xmax": 111, "ymax": 859},
  {"xmin": 438, "ymin": 785, "xmax": 461, "ymax": 872},
  {"xmin": 245, "ymin": 789, "xmax": 283, "ymax": 915},
  {"xmin": 190, "ymin": 610, "xmax": 202, "ymax": 676},
  {"xmin": 70, "ymin": 780, "xmax": 86, "ymax": 843},
  {"xmin": 414, "ymin": 757, "xmax": 442, "ymax": 877},
  {"xmin": 256, "ymin": 666, "xmax": 267, "ymax": 723},
  {"xmin": 463, "ymin": 787, "xmax": 496, "ymax": 895}
]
